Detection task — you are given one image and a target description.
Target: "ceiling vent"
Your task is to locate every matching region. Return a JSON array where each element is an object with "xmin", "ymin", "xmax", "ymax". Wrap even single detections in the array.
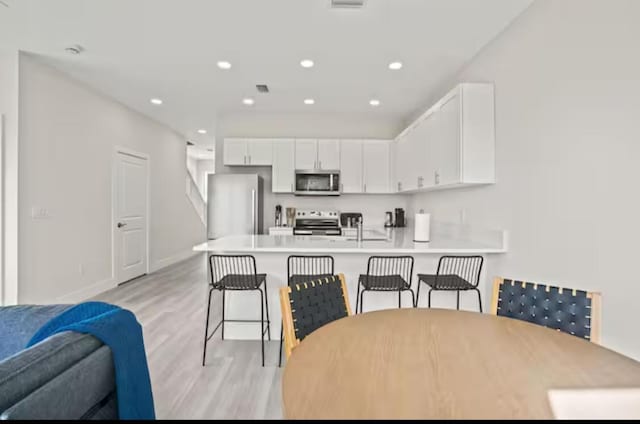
[
  {"xmin": 330, "ymin": 0, "xmax": 365, "ymax": 9},
  {"xmin": 256, "ymin": 84, "xmax": 269, "ymax": 93}
]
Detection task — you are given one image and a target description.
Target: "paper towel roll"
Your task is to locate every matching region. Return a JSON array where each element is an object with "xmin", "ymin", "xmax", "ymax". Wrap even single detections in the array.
[{"xmin": 414, "ymin": 212, "xmax": 431, "ymax": 242}]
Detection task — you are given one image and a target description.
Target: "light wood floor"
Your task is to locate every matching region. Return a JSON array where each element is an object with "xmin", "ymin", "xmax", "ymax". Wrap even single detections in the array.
[{"xmin": 93, "ymin": 254, "xmax": 283, "ymax": 420}]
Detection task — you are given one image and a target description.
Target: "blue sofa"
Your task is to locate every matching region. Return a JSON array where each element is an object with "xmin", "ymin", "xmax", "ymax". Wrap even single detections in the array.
[{"xmin": 0, "ymin": 305, "xmax": 118, "ymax": 420}]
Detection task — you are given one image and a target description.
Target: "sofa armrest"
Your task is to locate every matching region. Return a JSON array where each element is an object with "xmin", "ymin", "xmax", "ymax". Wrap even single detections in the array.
[{"xmin": 0, "ymin": 331, "xmax": 117, "ymax": 420}]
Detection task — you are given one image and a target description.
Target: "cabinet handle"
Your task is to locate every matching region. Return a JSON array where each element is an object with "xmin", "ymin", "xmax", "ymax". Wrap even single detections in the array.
[
  {"xmin": 244, "ymin": 155, "xmax": 247, "ymax": 165},
  {"xmin": 318, "ymin": 160, "xmax": 322, "ymax": 169},
  {"xmin": 341, "ymin": 183, "xmax": 344, "ymax": 192},
  {"xmin": 291, "ymin": 183, "xmax": 293, "ymax": 192},
  {"xmin": 364, "ymin": 183, "xmax": 367, "ymax": 193},
  {"xmin": 248, "ymin": 155, "xmax": 251, "ymax": 165},
  {"xmin": 435, "ymin": 171, "xmax": 440, "ymax": 185}
]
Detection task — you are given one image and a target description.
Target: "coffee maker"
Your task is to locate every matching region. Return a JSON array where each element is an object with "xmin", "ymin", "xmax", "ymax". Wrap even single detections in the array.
[{"xmin": 394, "ymin": 208, "xmax": 406, "ymax": 227}]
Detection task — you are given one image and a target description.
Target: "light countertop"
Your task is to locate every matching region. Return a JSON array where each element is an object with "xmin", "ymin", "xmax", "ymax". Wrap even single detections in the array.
[{"xmin": 193, "ymin": 227, "xmax": 506, "ymax": 255}]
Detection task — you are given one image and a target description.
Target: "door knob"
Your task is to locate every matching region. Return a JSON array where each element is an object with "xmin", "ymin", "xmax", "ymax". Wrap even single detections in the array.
[{"xmin": 117, "ymin": 222, "xmax": 127, "ymax": 228}]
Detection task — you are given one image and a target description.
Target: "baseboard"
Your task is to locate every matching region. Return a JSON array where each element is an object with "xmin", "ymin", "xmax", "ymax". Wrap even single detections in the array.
[
  {"xmin": 54, "ymin": 277, "xmax": 116, "ymax": 304},
  {"xmin": 149, "ymin": 249, "xmax": 200, "ymax": 273}
]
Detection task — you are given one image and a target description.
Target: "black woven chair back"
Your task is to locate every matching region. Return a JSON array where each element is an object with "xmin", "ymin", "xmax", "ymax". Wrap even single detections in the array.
[
  {"xmin": 433, "ymin": 256, "xmax": 483, "ymax": 289},
  {"xmin": 209, "ymin": 255, "xmax": 259, "ymax": 290},
  {"xmin": 496, "ymin": 279, "xmax": 594, "ymax": 341},
  {"xmin": 287, "ymin": 255, "xmax": 334, "ymax": 286},
  {"xmin": 289, "ymin": 275, "xmax": 349, "ymax": 341}
]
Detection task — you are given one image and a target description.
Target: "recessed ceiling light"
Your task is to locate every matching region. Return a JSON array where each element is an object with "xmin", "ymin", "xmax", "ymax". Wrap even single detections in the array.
[
  {"xmin": 243, "ymin": 98, "xmax": 255, "ymax": 105},
  {"xmin": 197, "ymin": 129, "xmax": 207, "ymax": 134},
  {"xmin": 304, "ymin": 99, "xmax": 315, "ymax": 105},
  {"xmin": 369, "ymin": 99, "xmax": 380, "ymax": 106},
  {"xmin": 150, "ymin": 98, "xmax": 163, "ymax": 105},
  {"xmin": 388, "ymin": 61, "xmax": 403, "ymax": 70},
  {"xmin": 217, "ymin": 61, "xmax": 232, "ymax": 70},
  {"xmin": 300, "ymin": 59, "xmax": 314, "ymax": 68}
]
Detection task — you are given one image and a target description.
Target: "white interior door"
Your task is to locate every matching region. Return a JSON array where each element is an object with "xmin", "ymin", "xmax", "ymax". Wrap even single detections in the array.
[{"xmin": 114, "ymin": 151, "xmax": 148, "ymax": 284}]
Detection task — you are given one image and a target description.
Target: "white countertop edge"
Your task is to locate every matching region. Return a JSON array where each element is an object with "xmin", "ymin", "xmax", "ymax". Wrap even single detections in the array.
[{"xmin": 193, "ymin": 245, "xmax": 506, "ymax": 254}]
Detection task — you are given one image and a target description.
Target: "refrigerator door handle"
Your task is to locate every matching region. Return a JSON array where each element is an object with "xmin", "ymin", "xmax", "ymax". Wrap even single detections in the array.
[{"xmin": 251, "ymin": 189, "xmax": 257, "ymax": 234}]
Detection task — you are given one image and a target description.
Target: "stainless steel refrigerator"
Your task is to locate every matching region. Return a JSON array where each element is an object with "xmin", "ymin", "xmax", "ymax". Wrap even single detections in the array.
[{"xmin": 207, "ymin": 174, "xmax": 263, "ymax": 239}]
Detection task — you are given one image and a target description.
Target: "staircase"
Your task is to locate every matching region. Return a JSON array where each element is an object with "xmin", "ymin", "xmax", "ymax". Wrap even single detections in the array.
[{"xmin": 186, "ymin": 172, "xmax": 206, "ymax": 225}]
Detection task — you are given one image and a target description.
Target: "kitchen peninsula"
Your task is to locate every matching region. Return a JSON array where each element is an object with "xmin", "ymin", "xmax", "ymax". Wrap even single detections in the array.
[{"xmin": 194, "ymin": 224, "xmax": 507, "ymax": 340}]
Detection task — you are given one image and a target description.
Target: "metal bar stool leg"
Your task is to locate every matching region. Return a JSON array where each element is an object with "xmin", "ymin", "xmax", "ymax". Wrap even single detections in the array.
[
  {"xmin": 355, "ymin": 282, "xmax": 361, "ymax": 314},
  {"xmin": 409, "ymin": 289, "xmax": 416, "ymax": 308},
  {"xmin": 259, "ymin": 288, "xmax": 265, "ymax": 367},
  {"xmin": 263, "ymin": 280, "xmax": 271, "ymax": 340},
  {"xmin": 202, "ymin": 287, "xmax": 214, "ymax": 366},
  {"xmin": 428, "ymin": 288, "xmax": 433, "ymax": 308},
  {"xmin": 221, "ymin": 289, "xmax": 226, "ymax": 340},
  {"xmin": 456, "ymin": 291, "xmax": 460, "ymax": 310},
  {"xmin": 359, "ymin": 290, "xmax": 366, "ymax": 314},
  {"xmin": 398, "ymin": 289, "xmax": 402, "ymax": 309},
  {"xmin": 475, "ymin": 288, "xmax": 483, "ymax": 312},
  {"xmin": 415, "ymin": 280, "xmax": 422, "ymax": 307}
]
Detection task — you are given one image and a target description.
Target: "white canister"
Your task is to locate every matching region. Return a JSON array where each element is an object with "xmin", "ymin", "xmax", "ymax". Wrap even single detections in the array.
[{"xmin": 414, "ymin": 210, "xmax": 431, "ymax": 242}]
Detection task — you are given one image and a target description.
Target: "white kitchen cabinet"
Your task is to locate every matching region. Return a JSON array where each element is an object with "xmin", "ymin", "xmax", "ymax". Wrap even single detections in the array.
[
  {"xmin": 340, "ymin": 140, "xmax": 363, "ymax": 193},
  {"xmin": 295, "ymin": 139, "xmax": 317, "ymax": 170},
  {"xmin": 223, "ymin": 139, "xmax": 248, "ymax": 166},
  {"xmin": 247, "ymin": 139, "xmax": 273, "ymax": 165},
  {"xmin": 268, "ymin": 227, "xmax": 293, "ymax": 236},
  {"xmin": 272, "ymin": 139, "xmax": 295, "ymax": 193},
  {"xmin": 362, "ymin": 140, "xmax": 391, "ymax": 193},
  {"xmin": 294, "ymin": 139, "xmax": 340, "ymax": 170},
  {"xmin": 317, "ymin": 139, "xmax": 340, "ymax": 170},
  {"xmin": 224, "ymin": 138, "xmax": 273, "ymax": 166},
  {"xmin": 394, "ymin": 82, "xmax": 495, "ymax": 192}
]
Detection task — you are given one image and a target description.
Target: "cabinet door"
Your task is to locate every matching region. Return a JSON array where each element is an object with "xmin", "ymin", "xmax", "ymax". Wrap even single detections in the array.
[
  {"xmin": 247, "ymin": 139, "xmax": 273, "ymax": 165},
  {"xmin": 394, "ymin": 133, "xmax": 409, "ymax": 192},
  {"xmin": 272, "ymin": 139, "xmax": 295, "ymax": 193},
  {"xmin": 317, "ymin": 139, "xmax": 340, "ymax": 170},
  {"xmin": 340, "ymin": 140, "xmax": 363, "ymax": 193},
  {"xmin": 362, "ymin": 141, "xmax": 391, "ymax": 193},
  {"xmin": 433, "ymin": 94, "xmax": 461, "ymax": 186},
  {"xmin": 295, "ymin": 139, "xmax": 317, "ymax": 170},
  {"xmin": 401, "ymin": 130, "xmax": 418, "ymax": 191},
  {"xmin": 223, "ymin": 139, "xmax": 248, "ymax": 166}
]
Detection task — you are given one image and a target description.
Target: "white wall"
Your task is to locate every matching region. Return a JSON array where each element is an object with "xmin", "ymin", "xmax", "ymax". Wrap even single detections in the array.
[
  {"xmin": 407, "ymin": 0, "xmax": 640, "ymax": 359},
  {"xmin": 0, "ymin": 50, "xmax": 20, "ymax": 305},
  {"xmin": 18, "ymin": 54, "xmax": 205, "ymax": 304},
  {"xmin": 215, "ymin": 112, "xmax": 405, "ymax": 230}
]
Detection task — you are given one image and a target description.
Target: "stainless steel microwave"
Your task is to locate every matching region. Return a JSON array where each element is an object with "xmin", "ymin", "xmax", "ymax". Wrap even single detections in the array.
[{"xmin": 294, "ymin": 170, "xmax": 340, "ymax": 196}]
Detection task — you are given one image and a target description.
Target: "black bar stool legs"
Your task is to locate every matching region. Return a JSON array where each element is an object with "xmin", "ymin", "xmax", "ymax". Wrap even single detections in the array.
[{"xmin": 202, "ymin": 255, "xmax": 271, "ymax": 367}]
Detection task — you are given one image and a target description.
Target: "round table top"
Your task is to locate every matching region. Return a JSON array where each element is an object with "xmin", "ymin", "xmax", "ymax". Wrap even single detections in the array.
[{"xmin": 282, "ymin": 308, "xmax": 640, "ymax": 420}]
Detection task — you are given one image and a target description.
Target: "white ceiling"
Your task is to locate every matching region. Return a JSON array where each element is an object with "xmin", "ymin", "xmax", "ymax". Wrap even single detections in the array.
[{"xmin": 1, "ymin": 0, "xmax": 532, "ymax": 146}]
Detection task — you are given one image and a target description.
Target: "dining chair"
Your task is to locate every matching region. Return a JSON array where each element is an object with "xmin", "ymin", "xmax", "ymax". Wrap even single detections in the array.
[
  {"xmin": 278, "ymin": 255, "xmax": 335, "ymax": 367},
  {"xmin": 490, "ymin": 277, "xmax": 601, "ymax": 343},
  {"xmin": 279, "ymin": 274, "xmax": 352, "ymax": 360},
  {"xmin": 416, "ymin": 256, "xmax": 484, "ymax": 311},
  {"xmin": 356, "ymin": 256, "xmax": 415, "ymax": 313},
  {"xmin": 203, "ymin": 255, "xmax": 271, "ymax": 367}
]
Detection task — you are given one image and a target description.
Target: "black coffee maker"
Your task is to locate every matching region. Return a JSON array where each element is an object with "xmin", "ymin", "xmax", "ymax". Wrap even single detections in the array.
[{"xmin": 394, "ymin": 208, "xmax": 405, "ymax": 227}]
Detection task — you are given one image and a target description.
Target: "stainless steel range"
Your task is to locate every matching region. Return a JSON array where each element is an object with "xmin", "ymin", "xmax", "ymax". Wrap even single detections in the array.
[{"xmin": 293, "ymin": 210, "xmax": 341, "ymax": 236}]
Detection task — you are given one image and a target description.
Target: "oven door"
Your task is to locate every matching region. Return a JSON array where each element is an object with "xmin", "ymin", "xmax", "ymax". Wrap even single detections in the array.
[{"xmin": 295, "ymin": 171, "xmax": 340, "ymax": 196}]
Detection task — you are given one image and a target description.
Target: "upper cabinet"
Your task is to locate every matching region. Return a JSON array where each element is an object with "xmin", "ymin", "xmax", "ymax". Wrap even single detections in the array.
[
  {"xmin": 294, "ymin": 139, "xmax": 340, "ymax": 170},
  {"xmin": 223, "ymin": 138, "xmax": 273, "ymax": 166},
  {"xmin": 339, "ymin": 140, "xmax": 363, "ymax": 193},
  {"xmin": 362, "ymin": 140, "xmax": 392, "ymax": 193},
  {"xmin": 393, "ymin": 83, "xmax": 495, "ymax": 193},
  {"xmin": 272, "ymin": 139, "xmax": 295, "ymax": 193}
]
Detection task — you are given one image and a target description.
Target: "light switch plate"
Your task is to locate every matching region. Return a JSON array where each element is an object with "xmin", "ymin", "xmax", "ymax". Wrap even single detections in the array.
[{"xmin": 31, "ymin": 207, "xmax": 51, "ymax": 219}]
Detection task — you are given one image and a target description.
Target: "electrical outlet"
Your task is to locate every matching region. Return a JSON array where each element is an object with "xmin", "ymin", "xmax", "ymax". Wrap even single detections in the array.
[{"xmin": 31, "ymin": 207, "xmax": 51, "ymax": 219}]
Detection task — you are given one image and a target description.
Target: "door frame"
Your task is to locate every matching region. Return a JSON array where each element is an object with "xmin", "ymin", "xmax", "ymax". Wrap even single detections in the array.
[{"xmin": 112, "ymin": 146, "xmax": 150, "ymax": 285}]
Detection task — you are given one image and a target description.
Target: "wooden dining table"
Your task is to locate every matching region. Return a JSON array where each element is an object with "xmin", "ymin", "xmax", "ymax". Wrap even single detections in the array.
[{"xmin": 282, "ymin": 308, "xmax": 640, "ymax": 419}]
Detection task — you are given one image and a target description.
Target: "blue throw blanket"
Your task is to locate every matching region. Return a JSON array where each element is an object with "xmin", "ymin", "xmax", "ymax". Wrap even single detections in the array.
[{"xmin": 27, "ymin": 301, "xmax": 156, "ymax": 420}]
